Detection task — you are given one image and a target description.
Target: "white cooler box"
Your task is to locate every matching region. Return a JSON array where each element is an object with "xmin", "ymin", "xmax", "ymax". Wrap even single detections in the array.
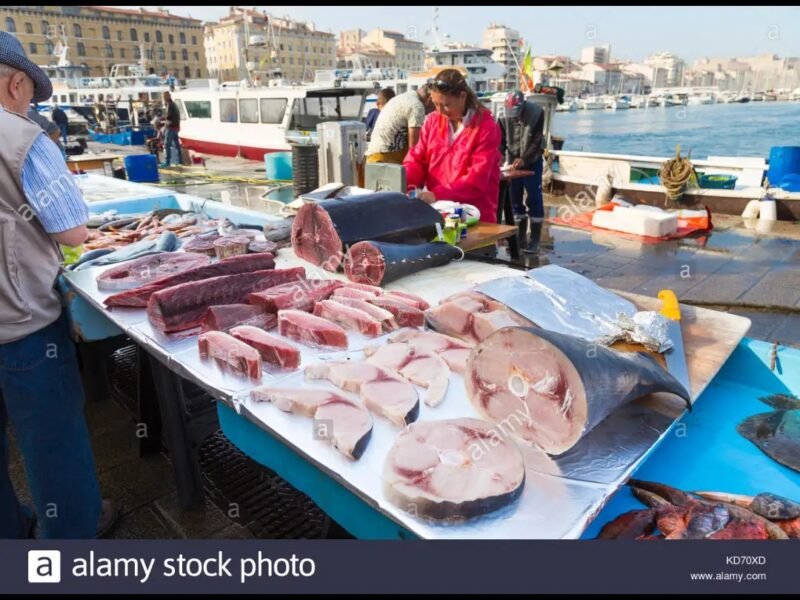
[{"xmin": 591, "ymin": 204, "xmax": 678, "ymax": 237}]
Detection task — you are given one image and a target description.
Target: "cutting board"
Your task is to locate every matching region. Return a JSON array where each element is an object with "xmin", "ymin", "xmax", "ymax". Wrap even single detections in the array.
[{"xmin": 615, "ymin": 290, "xmax": 751, "ymax": 417}]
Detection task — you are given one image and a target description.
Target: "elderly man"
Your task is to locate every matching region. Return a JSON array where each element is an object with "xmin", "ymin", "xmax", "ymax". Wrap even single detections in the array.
[
  {"xmin": 499, "ymin": 90, "xmax": 546, "ymax": 220},
  {"xmin": 0, "ymin": 32, "xmax": 116, "ymax": 539}
]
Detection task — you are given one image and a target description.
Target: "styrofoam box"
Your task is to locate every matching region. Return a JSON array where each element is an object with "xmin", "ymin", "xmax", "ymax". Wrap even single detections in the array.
[{"xmin": 591, "ymin": 205, "xmax": 678, "ymax": 237}]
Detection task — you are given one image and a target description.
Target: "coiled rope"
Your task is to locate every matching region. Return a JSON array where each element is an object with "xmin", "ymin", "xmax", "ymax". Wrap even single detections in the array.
[{"xmin": 659, "ymin": 145, "xmax": 698, "ymax": 204}]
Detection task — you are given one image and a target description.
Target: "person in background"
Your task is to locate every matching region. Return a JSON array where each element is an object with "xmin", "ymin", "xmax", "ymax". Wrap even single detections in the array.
[
  {"xmin": 402, "ymin": 69, "xmax": 502, "ymax": 220},
  {"xmin": 365, "ymin": 84, "xmax": 433, "ymax": 164},
  {"xmin": 26, "ymin": 105, "xmax": 65, "ymax": 157},
  {"xmin": 146, "ymin": 117, "xmax": 165, "ymax": 162},
  {"xmin": 51, "ymin": 104, "xmax": 69, "ymax": 145},
  {"xmin": 0, "ymin": 32, "xmax": 117, "ymax": 539},
  {"xmin": 364, "ymin": 87, "xmax": 396, "ymax": 141},
  {"xmin": 499, "ymin": 90, "xmax": 546, "ymax": 220},
  {"xmin": 161, "ymin": 90, "xmax": 181, "ymax": 167}
]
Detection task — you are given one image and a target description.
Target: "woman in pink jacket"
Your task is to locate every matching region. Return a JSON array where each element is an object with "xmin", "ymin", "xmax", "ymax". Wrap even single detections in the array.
[{"xmin": 403, "ymin": 68, "xmax": 502, "ymax": 221}]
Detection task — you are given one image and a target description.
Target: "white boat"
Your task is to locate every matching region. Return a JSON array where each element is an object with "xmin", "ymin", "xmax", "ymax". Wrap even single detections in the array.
[
  {"xmin": 687, "ymin": 93, "xmax": 715, "ymax": 105},
  {"xmin": 424, "ymin": 44, "xmax": 505, "ymax": 94},
  {"xmin": 605, "ymin": 95, "xmax": 630, "ymax": 110},
  {"xmin": 556, "ymin": 99, "xmax": 577, "ymax": 112},
  {"xmin": 172, "ymin": 80, "xmax": 370, "ymax": 161},
  {"xmin": 579, "ymin": 96, "xmax": 606, "ymax": 110}
]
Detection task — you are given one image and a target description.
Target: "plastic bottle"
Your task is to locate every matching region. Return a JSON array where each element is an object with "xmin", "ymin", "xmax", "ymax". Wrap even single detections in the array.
[{"xmin": 759, "ymin": 193, "xmax": 777, "ymax": 221}]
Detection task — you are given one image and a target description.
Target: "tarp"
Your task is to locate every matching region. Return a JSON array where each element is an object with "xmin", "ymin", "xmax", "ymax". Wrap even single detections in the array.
[
  {"xmin": 88, "ymin": 128, "xmax": 152, "ymax": 146},
  {"xmin": 549, "ymin": 202, "xmax": 713, "ymax": 244}
]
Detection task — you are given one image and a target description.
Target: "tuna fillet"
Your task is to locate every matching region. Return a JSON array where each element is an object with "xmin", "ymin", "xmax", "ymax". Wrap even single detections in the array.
[
  {"xmin": 248, "ymin": 279, "xmax": 342, "ymax": 312},
  {"xmin": 104, "ymin": 253, "xmax": 277, "ymax": 307},
  {"xmin": 96, "ymin": 253, "xmax": 209, "ymax": 291},
  {"xmin": 367, "ymin": 297, "xmax": 425, "ymax": 328},
  {"xmin": 147, "ymin": 267, "xmax": 305, "ymax": 333},
  {"xmin": 278, "ymin": 309, "xmax": 348, "ymax": 349},
  {"xmin": 328, "ymin": 297, "xmax": 398, "ymax": 332},
  {"xmin": 383, "ymin": 418, "xmax": 526, "ymax": 520},
  {"xmin": 200, "ymin": 304, "xmax": 277, "ymax": 333},
  {"xmin": 465, "ymin": 327, "xmax": 692, "ymax": 455},
  {"xmin": 230, "ymin": 325, "xmax": 301, "ymax": 370},
  {"xmin": 305, "ymin": 361, "xmax": 419, "ymax": 426},
  {"xmin": 198, "ymin": 330, "xmax": 262, "ymax": 379},
  {"xmin": 332, "ymin": 287, "xmax": 378, "ymax": 301},
  {"xmin": 313, "ymin": 300, "xmax": 382, "ymax": 337},
  {"xmin": 251, "ymin": 387, "xmax": 372, "ymax": 459},
  {"xmin": 386, "ymin": 290, "xmax": 430, "ymax": 311}
]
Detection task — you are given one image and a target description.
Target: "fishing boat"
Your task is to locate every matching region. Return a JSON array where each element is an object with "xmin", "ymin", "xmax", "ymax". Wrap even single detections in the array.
[
  {"xmin": 548, "ymin": 149, "xmax": 800, "ymax": 220},
  {"xmin": 605, "ymin": 95, "xmax": 631, "ymax": 110},
  {"xmin": 172, "ymin": 80, "xmax": 370, "ymax": 160},
  {"xmin": 579, "ymin": 96, "xmax": 607, "ymax": 110}
]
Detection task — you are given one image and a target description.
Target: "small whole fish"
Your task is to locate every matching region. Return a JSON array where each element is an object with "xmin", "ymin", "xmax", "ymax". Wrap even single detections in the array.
[
  {"xmin": 74, "ymin": 231, "xmax": 180, "ymax": 270},
  {"xmin": 759, "ymin": 394, "xmax": 800, "ymax": 411},
  {"xmin": 737, "ymin": 409, "xmax": 800, "ymax": 474}
]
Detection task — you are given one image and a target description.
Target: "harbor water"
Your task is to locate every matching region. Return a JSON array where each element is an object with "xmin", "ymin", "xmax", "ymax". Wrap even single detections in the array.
[{"xmin": 553, "ymin": 101, "xmax": 800, "ymax": 159}]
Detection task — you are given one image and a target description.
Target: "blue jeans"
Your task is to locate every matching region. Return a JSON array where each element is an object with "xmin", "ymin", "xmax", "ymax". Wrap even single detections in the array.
[
  {"xmin": 164, "ymin": 128, "xmax": 181, "ymax": 166},
  {"xmin": 59, "ymin": 124, "xmax": 68, "ymax": 145},
  {"xmin": 0, "ymin": 313, "xmax": 101, "ymax": 538},
  {"xmin": 510, "ymin": 157, "xmax": 544, "ymax": 218}
]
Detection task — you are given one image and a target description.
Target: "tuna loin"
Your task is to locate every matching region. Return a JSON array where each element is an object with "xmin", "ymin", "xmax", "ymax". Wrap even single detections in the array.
[
  {"xmin": 328, "ymin": 297, "xmax": 398, "ymax": 332},
  {"xmin": 305, "ymin": 361, "xmax": 419, "ymax": 426},
  {"xmin": 96, "ymin": 253, "xmax": 209, "ymax": 291},
  {"xmin": 230, "ymin": 325, "xmax": 301, "ymax": 370},
  {"xmin": 365, "ymin": 343, "xmax": 450, "ymax": 407},
  {"xmin": 367, "ymin": 296, "xmax": 425, "ymax": 328},
  {"xmin": 383, "ymin": 418, "xmax": 526, "ymax": 520},
  {"xmin": 278, "ymin": 309, "xmax": 348, "ymax": 349},
  {"xmin": 313, "ymin": 300, "xmax": 382, "ymax": 337},
  {"xmin": 345, "ymin": 241, "xmax": 463, "ymax": 286},
  {"xmin": 291, "ymin": 192, "xmax": 444, "ymax": 272},
  {"xmin": 147, "ymin": 267, "xmax": 305, "ymax": 333},
  {"xmin": 465, "ymin": 327, "xmax": 692, "ymax": 455},
  {"xmin": 251, "ymin": 387, "xmax": 372, "ymax": 459},
  {"xmin": 248, "ymin": 279, "xmax": 342, "ymax": 312},
  {"xmin": 104, "ymin": 253, "xmax": 276, "ymax": 307},
  {"xmin": 198, "ymin": 330, "xmax": 262, "ymax": 379},
  {"xmin": 200, "ymin": 304, "xmax": 277, "ymax": 333},
  {"xmin": 388, "ymin": 329, "xmax": 473, "ymax": 374}
]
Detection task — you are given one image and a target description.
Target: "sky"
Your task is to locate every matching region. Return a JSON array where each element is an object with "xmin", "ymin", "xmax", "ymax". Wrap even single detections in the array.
[{"xmin": 111, "ymin": 5, "xmax": 800, "ymax": 64}]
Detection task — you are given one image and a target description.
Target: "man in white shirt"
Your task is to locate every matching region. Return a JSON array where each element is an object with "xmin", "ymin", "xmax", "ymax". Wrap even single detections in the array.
[{"xmin": 366, "ymin": 85, "xmax": 433, "ymax": 164}]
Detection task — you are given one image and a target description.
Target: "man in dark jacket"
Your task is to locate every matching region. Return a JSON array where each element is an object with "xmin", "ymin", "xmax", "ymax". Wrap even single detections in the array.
[
  {"xmin": 162, "ymin": 90, "xmax": 181, "ymax": 167},
  {"xmin": 499, "ymin": 90, "xmax": 545, "ymax": 219}
]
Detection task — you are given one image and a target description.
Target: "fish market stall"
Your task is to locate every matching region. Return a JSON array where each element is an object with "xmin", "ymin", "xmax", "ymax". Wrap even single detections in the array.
[{"xmin": 57, "ymin": 175, "xmax": 768, "ymax": 539}]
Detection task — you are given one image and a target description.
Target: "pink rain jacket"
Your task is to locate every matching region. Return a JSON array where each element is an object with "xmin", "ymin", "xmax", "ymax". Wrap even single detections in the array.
[{"xmin": 403, "ymin": 108, "xmax": 502, "ymax": 221}]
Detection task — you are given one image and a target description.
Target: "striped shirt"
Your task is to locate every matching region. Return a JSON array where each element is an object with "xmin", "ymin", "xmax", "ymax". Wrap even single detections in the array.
[{"xmin": 21, "ymin": 133, "xmax": 88, "ymax": 234}]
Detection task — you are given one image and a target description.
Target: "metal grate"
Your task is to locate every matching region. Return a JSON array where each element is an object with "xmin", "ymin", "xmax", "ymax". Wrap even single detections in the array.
[
  {"xmin": 107, "ymin": 343, "xmax": 139, "ymax": 415},
  {"xmin": 198, "ymin": 431, "xmax": 339, "ymax": 539}
]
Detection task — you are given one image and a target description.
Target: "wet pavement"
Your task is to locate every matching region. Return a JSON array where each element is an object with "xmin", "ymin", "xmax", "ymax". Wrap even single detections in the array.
[{"xmin": 12, "ymin": 142, "xmax": 793, "ymax": 539}]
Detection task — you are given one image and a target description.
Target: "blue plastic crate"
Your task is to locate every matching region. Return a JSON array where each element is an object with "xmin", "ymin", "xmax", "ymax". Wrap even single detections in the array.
[{"xmin": 123, "ymin": 154, "xmax": 159, "ymax": 183}]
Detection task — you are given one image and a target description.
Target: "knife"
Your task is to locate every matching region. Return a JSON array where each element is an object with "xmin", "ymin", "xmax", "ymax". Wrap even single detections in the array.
[{"xmin": 658, "ymin": 289, "xmax": 692, "ymax": 400}]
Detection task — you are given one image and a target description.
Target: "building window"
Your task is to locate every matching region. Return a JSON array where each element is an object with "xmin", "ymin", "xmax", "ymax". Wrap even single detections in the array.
[
  {"xmin": 288, "ymin": 44, "xmax": 292, "ymax": 52},
  {"xmin": 156, "ymin": 30, "xmax": 163, "ymax": 43},
  {"xmin": 144, "ymin": 32, "xmax": 150, "ymax": 42},
  {"xmin": 196, "ymin": 68, "xmax": 201, "ymax": 77},
  {"xmin": 5, "ymin": 17, "xmax": 16, "ymax": 33},
  {"xmin": 182, "ymin": 48, "xmax": 188, "ymax": 61},
  {"xmin": 179, "ymin": 32, "xmax": 186, "ymax": 44},
  {"xmin": 220, "ymin": 99, "xmax": 237, "ymax": 122},
  {"xmin": 120, "ymin": 48, "xmax": 126, "ymax": 58},
  {"xmin": 133, "ymin": 46, "xmax": 141, "ymax": 59},
  {"xmin": 184, "ymin": 65, "xmax": 190, "ymax": 78},
  {"xmin": 130, "ymin": 28, "xmax": 138, "ymax": 42},
  {"xmin": 260, "ymin": 98, "xmax": 287, "ymax": 124},
  {"xmin": 77, "ymin": 42, "xmax": 86, "ymax": 56},
  {"xmin": 46, "ymin": 41, "xmax": 54, "ymax": 54},
  {"xmin": 193, "ymin": 51, "xmax": 199, "ymax": 61},
  {"xmin": 117, "ymin": 30, "xmax": 123, "ymax": 41},
  {"xmin": 29, "ymin": 42, "xmax": 37, "ymax": 54},
  {"xmin": 192, "ymin": 35, "xmax": 197, "ymax": 45},
  {"xmin": 105, "ymin": 44, "xmax": 113, "ymax": 58},
  {"xmin": 171, "ymin": 51, "xmax": 176, "ymax": 60},
  {"xmin": 24, "ymin": 22, "xmax": 33, "ymax": 34},
  {"xmin": 158, "ymin": 46, "xmax": 165, "ymax": 60},
  {"xmin": 41, "ymin": 20, "xmax": 49, "ymax": 34},
  {"xmin": 289, "ymin": 57, "xmax": 294, "ymax": 65},
  {"xmin": 102, "ymin": 25, "xmax": 110, "ymax": 40},
  {"xmin": 73, "ymin": 23, "xmax": 81, "ymax": 37},
  {"xmin": 168, "ymin": 33, "xmax": 174, "ymax": 44},
  {"xmin": 280, "ymin": 43, "xmax": 284, "ymax": 51}
]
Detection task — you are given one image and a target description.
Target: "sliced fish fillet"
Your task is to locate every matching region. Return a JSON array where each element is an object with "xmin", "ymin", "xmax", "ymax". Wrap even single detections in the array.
[
  {"xmin": 388, "ymin": 329, "xmax": 474, "ymax": 374},
  {"xmin": 313, "ymin": 300, "xmax": 382, "ymax": 337},
  {"xmin": 365, "ymin": 342, "xmax": 450, "ymax": 407}
]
